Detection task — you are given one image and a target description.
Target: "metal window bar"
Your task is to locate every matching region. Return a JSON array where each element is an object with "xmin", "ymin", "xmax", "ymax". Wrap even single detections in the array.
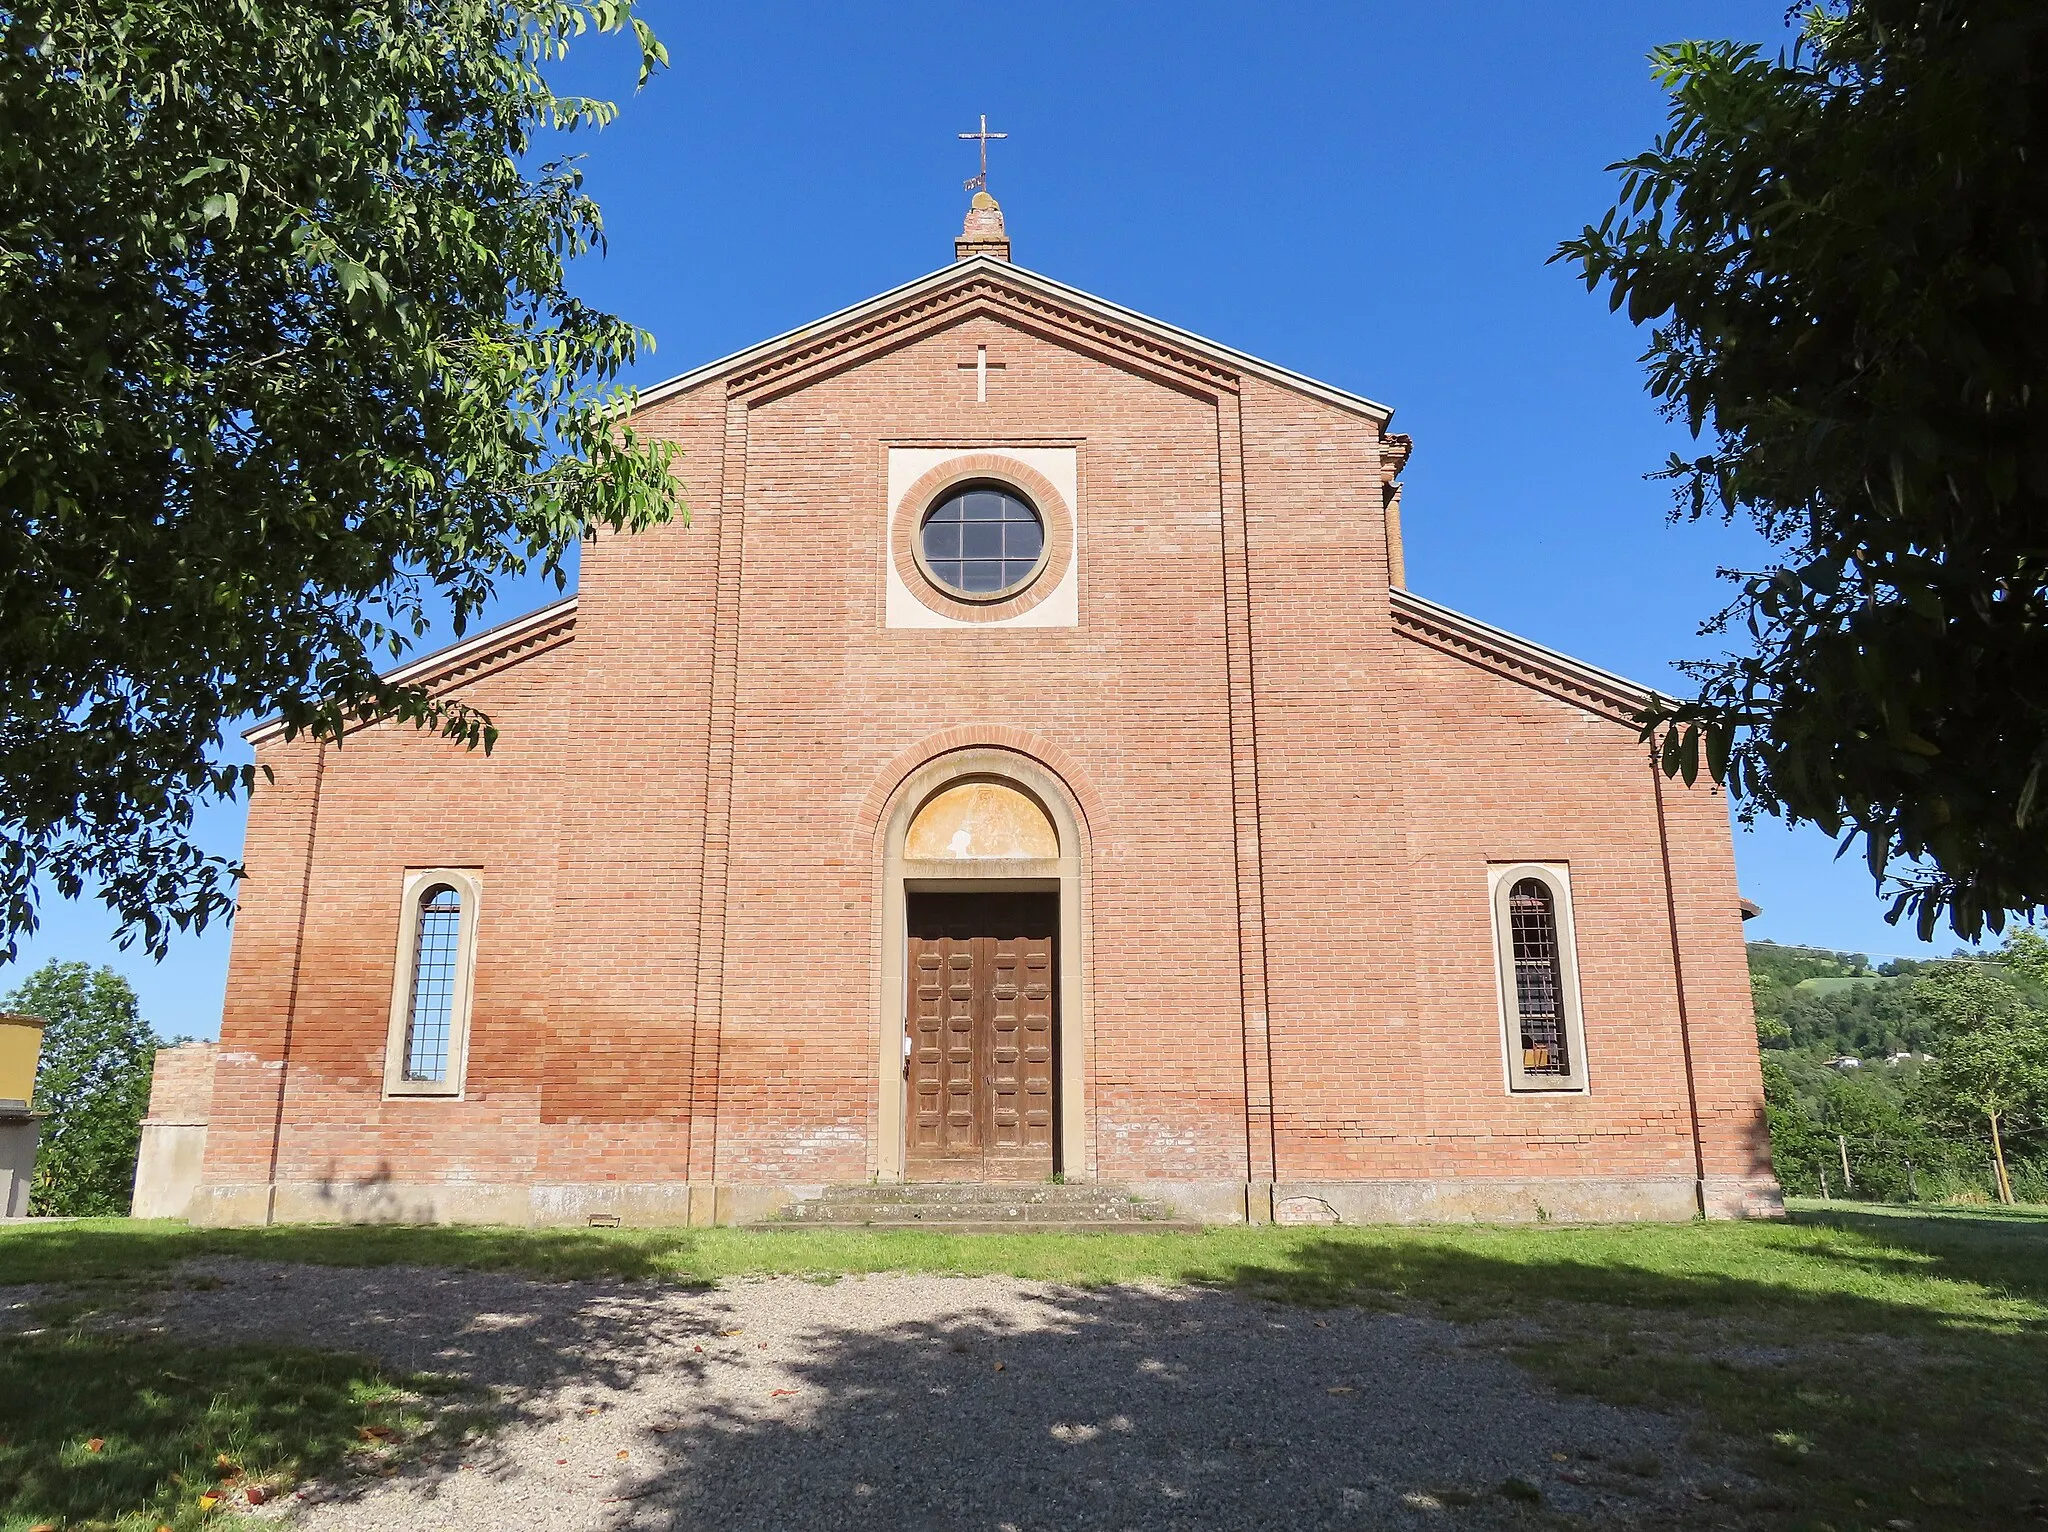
[
  {"xmin": 1508, "ymin": 878, "xmax": 1570, "ymax": 1076},
  {"xmin": 402, "ymin": 884, "xmax": 463, "ymax": 1082},
  {"xmin": 922, "ymin": 487, "xmax": 1044, "ymax": 593}
]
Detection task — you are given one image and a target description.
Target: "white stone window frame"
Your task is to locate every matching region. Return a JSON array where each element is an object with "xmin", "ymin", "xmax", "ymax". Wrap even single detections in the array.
[
  {"xmin": 1488, "ymin": 862, "xmax": 1591, "ymax": 1095},
  {"xmin": 381, "ymin": 867, "xmax": 483, "ymax": 1100},
  {"xmin": 884, "ymin": 446, "xmax": 1079, "ymax": 628}
]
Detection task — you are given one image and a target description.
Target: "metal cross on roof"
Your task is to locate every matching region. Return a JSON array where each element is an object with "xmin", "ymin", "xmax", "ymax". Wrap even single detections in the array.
[{"xmin": 959, "ymin": 114, "xmax": 1007, "ymax": 192}]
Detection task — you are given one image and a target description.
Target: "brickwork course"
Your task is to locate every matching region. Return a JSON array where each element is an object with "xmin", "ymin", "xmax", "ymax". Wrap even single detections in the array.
[{"xmin": 195, "ymin": 198, "xmax": 1781, "ymax": 1228}]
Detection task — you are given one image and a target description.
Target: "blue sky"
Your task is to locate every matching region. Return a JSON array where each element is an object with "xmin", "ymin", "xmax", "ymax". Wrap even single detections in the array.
[{"xmin": 4, "ymin": 0, "xmax": 1972, "ymax": 1038}]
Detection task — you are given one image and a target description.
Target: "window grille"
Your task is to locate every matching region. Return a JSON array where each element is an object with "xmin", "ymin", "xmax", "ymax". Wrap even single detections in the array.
[
  {"xmin": 1507, "ymin": 877, "xmax": 1570, "ymax": 1077},
  {"xmin": 402, "ymin": 884, "xmax": 463, "ymax": 1083},
  {"xmin": 920, "ymin": 484, "xmax": 1044, "ymax": 596}
]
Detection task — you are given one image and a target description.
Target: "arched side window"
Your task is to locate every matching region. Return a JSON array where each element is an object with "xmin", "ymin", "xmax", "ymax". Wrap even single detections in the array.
[
  {"xmin": 1490, "ymin": 864, "xmax": 1589, "ymax": 1092},
  {"xmin": 402, "ymin": 884, "xmax": 463, "ymax": 1082},
  {"xmin": 383, "ymin": 869, "xmax": 482, "ymax": 1098}
]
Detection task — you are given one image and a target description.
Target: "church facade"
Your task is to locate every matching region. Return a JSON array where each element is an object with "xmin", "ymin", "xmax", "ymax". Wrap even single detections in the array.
[{"xmin": 193, "ymin": 197, "xmax": 1782, "ymax": 1228}]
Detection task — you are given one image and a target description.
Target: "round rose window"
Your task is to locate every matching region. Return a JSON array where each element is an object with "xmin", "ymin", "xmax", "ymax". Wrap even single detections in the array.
[{"xmin": 917, "ymin": 483, "xmax": 1046, "ymax": 600}]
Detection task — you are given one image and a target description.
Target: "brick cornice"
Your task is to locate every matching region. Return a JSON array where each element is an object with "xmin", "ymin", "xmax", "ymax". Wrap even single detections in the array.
[
  {"xmin": 724, "ymin": 278, "xmax": 994, "ymax": 401},
  {"xmin": 963, "ymin": 283, "xmax": 1239, "ymax": 393},
  {"xmin": 243, "ymin": 598, "xmax": 578, "ymax": 746},
  {"xmin": 723, "ymin": 278, "xmax": 1240, "ymax": 408},
  {"xmin": 1390, "ymin": 588, "xmax": 1663, "ymax": 727},
  {"xmin": 622, "ymin": 257, "xmax": 1401, "ymax": 422}
]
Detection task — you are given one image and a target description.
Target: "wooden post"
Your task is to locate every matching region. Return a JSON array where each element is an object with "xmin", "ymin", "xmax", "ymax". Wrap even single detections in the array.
[
  {"xmin": 1990, "ymin": 1110, "xmax": 2015, "ymax": 1205},
  {"xmin": 1838, "ymin": 1134, "xmax": 1854, "ymax": 1194}
]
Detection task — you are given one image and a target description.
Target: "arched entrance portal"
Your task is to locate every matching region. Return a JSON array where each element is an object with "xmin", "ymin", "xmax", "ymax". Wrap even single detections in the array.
[{"xmin": 876, "ymin": 752, "xmax": 1089, "ymax": 1183}]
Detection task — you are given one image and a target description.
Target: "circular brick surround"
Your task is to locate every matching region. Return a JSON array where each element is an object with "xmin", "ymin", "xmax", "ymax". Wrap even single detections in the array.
[{"xmin": 892, "ymin": 453, "xmax": 1073, "ymax": 624}]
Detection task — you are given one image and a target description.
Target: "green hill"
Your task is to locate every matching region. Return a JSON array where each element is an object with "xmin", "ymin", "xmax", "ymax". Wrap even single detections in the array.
[
  {"xmin": 1748, "ymin": 941, "xmax": 1932, "ymax": 1060},
  {"xmin": 1794, "ymin": 975, "xmax": 1894, "ymax": 997},
  {"xmin": 1746, "ymin": 938, "xmax": 2048, "ymax": 1204}
]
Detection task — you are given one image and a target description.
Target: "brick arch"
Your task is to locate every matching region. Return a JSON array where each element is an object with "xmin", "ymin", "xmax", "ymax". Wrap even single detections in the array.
[{"xmin": 855, "ymin": 728, "xmax": 1102, "ymax": 856}]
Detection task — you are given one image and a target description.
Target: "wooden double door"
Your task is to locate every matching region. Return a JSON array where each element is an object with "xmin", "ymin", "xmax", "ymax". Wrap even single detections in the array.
[{"xmin": 905, "ymin": 891, "xmax": 1057, "ymax": 1181}]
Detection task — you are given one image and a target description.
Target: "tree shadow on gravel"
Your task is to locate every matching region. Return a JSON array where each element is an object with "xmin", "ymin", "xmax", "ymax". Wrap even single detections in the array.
[
  {"xmin": 411, "ymin": 1234, "xmax": 2042, "ymax": 1532},
  {"xmin": 0, "ymin": 1257, "xmax": 740, "ymax": 1531},
  {"xmin": 8, "ymin": 1213, "xmax": 2047, "ymax": 1530},
  {"xmin": 529, "ymin": 1280, "xmax": 1726, "ymax": 1532},
  {"xmin": 129, "ymin": 1257, "xmax": 741, "ymax": 1397},
  {"xmin": 1189, "ymin": 1233, "xmax": 2048, "ymax": 1532},
  {"xmin": 9, "ymin": 1255, "xmax": 1744, "ymax": 1531}
]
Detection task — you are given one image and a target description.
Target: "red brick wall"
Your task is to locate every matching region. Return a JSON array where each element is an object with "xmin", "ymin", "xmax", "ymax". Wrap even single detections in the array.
[
  {"xmin": 1654, "ymin": 765, "xmax": 1776, "ymax": 1190},
  {"xmin": 1239, "ymin": 378, "xmax": 1426, "ymax": 1179},
  {"xmin": 208, "ymin": 732, "xmax": 324, "ymax": 1189},
  {"xmin": 213, "ymin": 647, "xmax": 576, "ymax": 1194},
  {"xmin": 533, "ymin": 383, "xmax": 725, "ymax": 1178},
  {"xmin": 144, "ymin": 1042, "xmax": 216, "ymax": 1125},
  {"xmin": 205, "ymin": 277, "xmax": 1771, "ymax": 1216},
  {"xmin": 1376, "ymin": 638, "xmax": 1758, "ymax": 1185},
  {"xmin": 675, "ymin": 314, "xmax": 1250, "ymax": 1184}
]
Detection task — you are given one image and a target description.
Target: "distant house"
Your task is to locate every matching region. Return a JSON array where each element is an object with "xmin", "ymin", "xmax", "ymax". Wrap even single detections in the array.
[{"xmin": 1824, "ymin": 1055, "xmax": 1864, "ymax": 1070}]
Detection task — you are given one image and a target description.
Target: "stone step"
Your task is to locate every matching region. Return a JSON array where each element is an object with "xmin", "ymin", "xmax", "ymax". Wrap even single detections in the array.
[
  {"xmin": 764, "ymin": 1219, "xmax": 1207, "ymax": 1236},
  {"xmin": 799, "ymin": 1182, "xmax": 1155, "ymax": 1207},
  {"xmin": 776, "ymin": 1181, "xmax": 1192, "ymax": 1231},
  {"xmin": 785, "ymin": 1200, "xmax": 1171, "ymax": 1224}
]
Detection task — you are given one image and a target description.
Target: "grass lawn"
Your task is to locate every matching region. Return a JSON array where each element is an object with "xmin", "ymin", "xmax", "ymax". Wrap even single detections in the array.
[
  {"xmin": 3, "ymin": 1203, "xmax": 2046, "ymax": 1530},
  {"xmin": 0, "ymin": 1327, "xmax": 461, "ymax": 1532}
]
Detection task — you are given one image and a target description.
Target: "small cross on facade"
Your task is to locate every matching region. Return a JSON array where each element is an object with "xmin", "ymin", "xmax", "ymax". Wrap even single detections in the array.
[
  {"xmin": 959, "ymin": 114, "xmax": 1007, "ymax": 192},
  {"xmin": 956, "ymin": 343, "xmax": 1006, "ymax": 403}
]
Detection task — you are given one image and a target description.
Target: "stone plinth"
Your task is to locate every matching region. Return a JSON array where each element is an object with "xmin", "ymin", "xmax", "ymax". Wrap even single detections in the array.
[{"xmin": 0, "ymin": 1109, "xmax": 39, "ymax": 1218}]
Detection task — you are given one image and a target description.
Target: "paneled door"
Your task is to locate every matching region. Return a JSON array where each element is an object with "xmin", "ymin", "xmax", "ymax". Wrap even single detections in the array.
[{"xmin": 904, "ymin": 891, "xmax": 1057, "ymax": 1181}]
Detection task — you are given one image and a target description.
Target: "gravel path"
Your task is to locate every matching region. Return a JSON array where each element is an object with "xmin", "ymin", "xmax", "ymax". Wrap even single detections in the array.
[{"xmin": 41, "ymin": 1259, "xmax": 1748, "ymax": 1530}]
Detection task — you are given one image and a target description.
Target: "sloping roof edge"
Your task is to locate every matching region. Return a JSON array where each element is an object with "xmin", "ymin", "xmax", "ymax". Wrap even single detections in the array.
[
  {"xmin": 242, "ymin": 596, "xmax": 580, "ymax": 747},
  {"xmin": 628, "ymin": 256, "xmax": 1395, "ymax": 424},
  {"xmin": 1390, "ymin": 587, "xmax": 1671, "ymax": 724}
]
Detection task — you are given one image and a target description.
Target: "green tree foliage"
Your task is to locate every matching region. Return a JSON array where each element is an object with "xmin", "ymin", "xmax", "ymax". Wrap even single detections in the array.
[
  {"xmin": 1997, "ymin": 927, "xmax": 2048, "ymax": 988},
  {"xmin": 1785, "ymin": 983, "xmax": 1932, "ymax": 1059},
  {"xmin": 4, "ymin": 961, "xmax": 159, "ymax": 1216},
  {"xmin": 1751, "ymin": 938, "xmax": 2048, "ymax": 1201},
  {"xmin": 1913, "ymin": 960, "xmax": 2048, "ymax": 1201},
  {"xmin": 1760, "ymin": 1054, "xmax": 1835, "ymax": 1193},
  {"xmin": 1558, "ymin": 2, "xmax": 2048, "ymax": 941},
  {"xmin": 0, "ymin": 0, "xmax": 681, "ymax": 962},
  {"xmin": 1747, "ymin": 941, "xmax": 1933, "ymax": 1059},
  {"xmin": 1771, "ymin": 1056, "xmax": 1949, "ymax": 1201}
]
